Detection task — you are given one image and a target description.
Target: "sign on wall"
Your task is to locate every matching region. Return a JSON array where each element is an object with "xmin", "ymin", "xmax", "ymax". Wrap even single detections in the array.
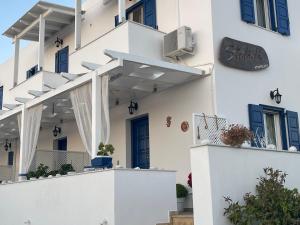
[{"xmin": 219, "ymin": 37, "xmax": 269, "ymax": 71}]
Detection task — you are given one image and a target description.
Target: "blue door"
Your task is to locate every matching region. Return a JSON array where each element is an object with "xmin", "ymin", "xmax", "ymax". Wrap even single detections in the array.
[
  {"xmin": 131, "ymin": 116, "xmax": 150, "ymax": 169},
  {"xmin": 55, "ymin": 46, "xmax": 69, "ymax": 73}
]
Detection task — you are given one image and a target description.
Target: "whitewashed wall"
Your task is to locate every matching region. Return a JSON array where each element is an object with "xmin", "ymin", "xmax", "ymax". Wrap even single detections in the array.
[
  {"xmin": 0, "ymin": 0, "xmax": 218, "ymax": 185},
  {"xmin": 191, "ymin": 145, "xmax": 300, "ymax": 225},
  {"xmin": 211, "ymin": 0, "xmax": 300, "ymax": 125},
  {"xmin": 0, "ymin": 169, "xmax": 176, "ymax": 225}
]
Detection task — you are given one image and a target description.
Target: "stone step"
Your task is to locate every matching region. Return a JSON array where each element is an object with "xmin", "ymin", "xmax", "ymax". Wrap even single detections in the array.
[
  {"xmin": 157, "ymin": 213, "xmax": 194, "ymax": 225},
  {"xmin": 171, "ymin": 214, "xmax": 194, "ymax": 225}
]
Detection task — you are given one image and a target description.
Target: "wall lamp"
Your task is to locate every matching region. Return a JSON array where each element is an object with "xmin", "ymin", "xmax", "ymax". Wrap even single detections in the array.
[
  {"xmin": 52, "ymin": 126, "xmax": 62, "ymax": 137},
  {"xmin": 55, "ymin": 37, "xmax": 63, "ymax": 48},
  {"xmin": 270, "ymin": 88, "xmax": 282, "ymax": 104},
  {"xmin": 4, "ymin": 139, "xmax": 11, "ymax": 152},
  {"xmin": 128, "ymin": 101, "xmax": 138, "ymax": 115}
]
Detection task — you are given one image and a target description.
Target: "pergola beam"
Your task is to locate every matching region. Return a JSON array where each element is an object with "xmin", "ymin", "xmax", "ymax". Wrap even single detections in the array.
[{"xmin": 75, "ymin": 0, "xmax": 82, "ymax": 50}]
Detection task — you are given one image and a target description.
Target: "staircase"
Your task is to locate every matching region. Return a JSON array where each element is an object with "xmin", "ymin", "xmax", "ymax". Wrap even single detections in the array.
[{"xmin": 157, "ymin": 212, "xmax": 194, "ymax": 225}]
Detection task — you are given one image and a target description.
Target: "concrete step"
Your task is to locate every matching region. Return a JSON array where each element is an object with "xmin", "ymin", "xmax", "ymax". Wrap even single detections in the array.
[
  {"xmin": 157, "ymin": 213, "xmax": 194, "ymax": 225},
  {"xmin": 171, "ymin": 214, "xmax": 194, "ymax": 225}
]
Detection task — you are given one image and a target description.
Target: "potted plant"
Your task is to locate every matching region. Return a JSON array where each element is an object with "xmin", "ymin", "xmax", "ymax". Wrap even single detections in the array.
[
  {"xmin": 221, "ymin": 124, "xmax": 253, "ymax": 148},
  {"xmin": 91, "ymin": 142, "xmax": 115, "ymax": 168},
  {"xmin": 176, "ymin": 183, "xmax": 188, "ymax": 212}
]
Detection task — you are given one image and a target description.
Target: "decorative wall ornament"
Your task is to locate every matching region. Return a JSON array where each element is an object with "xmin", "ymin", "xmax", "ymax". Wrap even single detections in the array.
[
  {"xmin": 166, "ymin": 116, "xmax": 172, "ymax": 127},
  {"xmin": 219, "ymin": 37, "xmax": 269, "ymax": 71},
  {"xmin": 181, "ymin": 121, "xmax": 189, "ymax": 132}
]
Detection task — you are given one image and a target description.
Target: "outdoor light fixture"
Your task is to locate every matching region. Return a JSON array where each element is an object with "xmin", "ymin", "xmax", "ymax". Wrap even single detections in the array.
[
  {"xmin": 55, "ymin": 37, "xmax": 63, "ymax": 48},
  {"xmin": 270, "ymin": 88, "xmax": 282, "ymax": 104},
  {"xmin": 4, "ymin": 139, "xmax": 11, "ymax": 152},
  {"xmin": 128, "ymin": 101, "xmax": 138, "ymax": 115},
  {"xmin": 52, "ymin": 126, "xmax": 62, "ymax": 137}
]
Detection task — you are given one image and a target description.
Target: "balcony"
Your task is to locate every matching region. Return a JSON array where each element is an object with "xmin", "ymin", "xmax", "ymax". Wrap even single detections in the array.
[{"xmin": 4, "ymin": 21, "xmax": 165, "ymax": 106}]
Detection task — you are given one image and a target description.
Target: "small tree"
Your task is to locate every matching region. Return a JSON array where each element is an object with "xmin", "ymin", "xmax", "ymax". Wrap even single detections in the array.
[{"xmin": 224, "ymin": 168, "xmax": 300, "ymax": 225}]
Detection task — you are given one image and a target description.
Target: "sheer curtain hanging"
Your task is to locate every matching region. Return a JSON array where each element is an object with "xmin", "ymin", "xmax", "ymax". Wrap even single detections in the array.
[
  {"xmin": 18, "ymin": 105, "xmax": 43, "ymax": 175},
  {"xmin": 70, "ymin": 75, "xmax": 110, "ymax": 157},
  {"xmin": 70, "ymin": 83, "xmax": 93, "ymax": 156}
]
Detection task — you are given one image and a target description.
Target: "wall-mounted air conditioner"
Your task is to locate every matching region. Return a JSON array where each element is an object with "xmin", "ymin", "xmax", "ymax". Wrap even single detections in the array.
[{"xmin": 163, "ymin": 26, "xmax": 194, "ymax": 59}]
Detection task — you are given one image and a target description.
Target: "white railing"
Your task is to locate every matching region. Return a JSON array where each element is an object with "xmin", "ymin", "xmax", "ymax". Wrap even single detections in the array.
[{"xmin": 29, "ymin": 150, "xmax": 90, "ymax": 173}]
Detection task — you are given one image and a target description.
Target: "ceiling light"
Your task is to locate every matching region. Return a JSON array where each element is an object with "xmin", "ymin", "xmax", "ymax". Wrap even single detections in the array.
[{"xmin": 139, "ymin": 65, "xmax": 151, "ymax": 69}]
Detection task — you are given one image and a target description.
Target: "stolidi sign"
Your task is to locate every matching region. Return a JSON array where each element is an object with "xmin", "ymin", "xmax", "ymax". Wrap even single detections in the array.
[{"xmin": 219, "ymin": 37, "xmax": 269, "ymax": 71}]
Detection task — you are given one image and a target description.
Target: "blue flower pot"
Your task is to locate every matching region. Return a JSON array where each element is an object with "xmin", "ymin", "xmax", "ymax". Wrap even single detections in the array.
[{"xmin": 91, "ymin": 156, "xmax": 113, "ymax": 169}]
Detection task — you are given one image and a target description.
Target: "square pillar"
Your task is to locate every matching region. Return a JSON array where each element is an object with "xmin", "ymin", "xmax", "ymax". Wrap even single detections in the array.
[
  {"xmin": 38, "ymin": 15, "xmax": 45, "ymax": 71},
  {"xmin": 91, "ymin": 72, "xmax": 102, "ymax": 159},
  {"xmin": 118, "ymin": 0, "xmax": 126, "ymax": 23},
  {"xmin": 75, "ymin": 0, "xmax": 82, "ymax": 50},
  {"xmin": 13, "ymin": 38, "xmax": 20, "ymax": 87},
  {"xmin": 18, "ymin": 105, "xmax": 27, "ymax": 181}
]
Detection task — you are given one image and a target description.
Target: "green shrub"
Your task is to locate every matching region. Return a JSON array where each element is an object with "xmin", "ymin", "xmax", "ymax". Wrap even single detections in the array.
[
  {"xmin": 58, "ymin": 164, "xmax": 75, "ymax": 175},
  {"xmin": 176, "ymin": 184, "xmax": 188, "ymax": 198},
  {"xmin": 97, "ymin": 142, "xmax": 115, "ymax": 156},
  {"xmin": 224, "ymin": 168, "xmax": 300, "ymax": 225}
]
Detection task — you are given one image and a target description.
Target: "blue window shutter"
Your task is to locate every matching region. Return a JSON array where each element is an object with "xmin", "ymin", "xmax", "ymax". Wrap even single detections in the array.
[
  {"xmin": 275, "ymin": 0, "xmax": 290, "ymax": 36},
  {"xmin": 286, "ymin": 111, "xmax": 300, "ymax": 150},
  {"xmin": 55, "ymin": 46, "xmax": 69, "ymax": 73},
  {"xmin": 248, "ymin": 104, "xmax": 265, "ymax": 147},
  {"xmin": 115, "ymin": 15, "xmax": 120, "ymax": 27},
  {"xmin": 0, "ymin": 86, "xmax": 3, "ymax": 110},
  {"xmin": 144, "ymin": 0, "xmax": 157, "ymax": 29},
  {"xmin": 240, "ymin": 0, "xmax": 255, "ymax": 24}
]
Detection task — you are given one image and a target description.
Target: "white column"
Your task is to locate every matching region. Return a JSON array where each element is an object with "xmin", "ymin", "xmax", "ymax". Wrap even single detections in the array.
[
  {"xmin": 118, "ymin": 0, "xmax": 126, "ymax": 23},
  {"xmin": 18, "ymin": 105, "xmax": 26, "ymax": 181},
  {"xmin": 75, "ymin": 0, "xmax": 82, "ymax": 50},
  {"xmin": 91, "ymin": 72, "xmax": 102, "ymax": 159},
  {"xmin": 38, "ymin": 15, "xmax": 45, "ymax": 71},
  {"xmin": 13, "ymin": 38, "xmax": 20, "ymax": 87}
]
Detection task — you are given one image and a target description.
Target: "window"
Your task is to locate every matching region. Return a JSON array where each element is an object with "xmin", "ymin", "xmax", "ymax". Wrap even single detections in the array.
[
  {"xmin": 0, "ymin": 86, "xmax": 3, "ymax": 110},
  {"xmin": 240, "ymin": 0, "xmax": 290, "ymax": 36},
  {"xmin": 115, "ymin": 0, "xmax": 157, "ymax": 29},
  {"xmin": 254, "ymin": 0, "xmax": 276, "ymax": 30},
  {"xmin": 26, "ymin": 65, "xmax": 39, "ymax": 79},
  {"xmin": 263, "ymin": 111, "xmax": 282, "ymax": 149},
  {"xmin": 8, "ymin": 152, "xmax": 14, "ymax": 166},
  {"xmin": 53, "ymin": 137, "xmax": 67, "ymax": 151},
  {"xmin": 128, "ymin": 4, "xmax": 144, "ymax": 24}
]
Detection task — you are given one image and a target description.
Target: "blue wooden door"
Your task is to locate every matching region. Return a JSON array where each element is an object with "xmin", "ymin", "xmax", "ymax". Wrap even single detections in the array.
[
  {"xmin": 131, "ymin": 116, "xmax": 150, "ymax": 169},
  {"xmin": 58, "ymin": 137, "xmax": 67, "ymax": 151},
  {"xmin": 55, "ymin": 46, "xmax": 69, "ymax": 73}
]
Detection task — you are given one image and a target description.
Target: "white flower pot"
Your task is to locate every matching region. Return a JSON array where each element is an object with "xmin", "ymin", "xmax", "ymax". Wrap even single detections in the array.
[{"xmin": 177, "ymin": 198, "xmax": 185, "ymax": 212}]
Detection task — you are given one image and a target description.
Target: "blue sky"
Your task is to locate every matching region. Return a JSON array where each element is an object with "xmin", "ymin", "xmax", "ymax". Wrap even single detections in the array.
[{"xmin": 0, "ymin": 0, "xmax": 76, "ymax": 64}]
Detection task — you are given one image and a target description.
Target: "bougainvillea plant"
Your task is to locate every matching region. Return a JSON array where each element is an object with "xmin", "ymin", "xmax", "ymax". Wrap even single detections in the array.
[
  {"xmin": 187, "ymin": 173, "xmax": 192, "ymax": 188},
  {"xmin": 221, "ymin": 124, "xmax": 253, "ymax": 147}
]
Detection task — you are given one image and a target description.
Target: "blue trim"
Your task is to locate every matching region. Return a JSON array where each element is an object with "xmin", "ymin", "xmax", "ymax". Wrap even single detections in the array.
[{"xmin": 259, "ymin": 104, "xmax": 288, "ymax": 150}]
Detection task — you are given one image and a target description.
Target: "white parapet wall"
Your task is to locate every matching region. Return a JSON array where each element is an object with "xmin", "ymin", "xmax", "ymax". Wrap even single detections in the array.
[
  {"xmin": 191, "ymin": 145, "xmax": 300, "ymax": 225},
  {"xmin": 0, "ymin": 169, "xmax": 176, "ymax": 225}
]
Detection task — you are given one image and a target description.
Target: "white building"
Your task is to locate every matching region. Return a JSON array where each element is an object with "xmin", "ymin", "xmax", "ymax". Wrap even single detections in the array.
[{"xmin": 0, "ymin": 0, "xmax": 298, "ymax": 224}]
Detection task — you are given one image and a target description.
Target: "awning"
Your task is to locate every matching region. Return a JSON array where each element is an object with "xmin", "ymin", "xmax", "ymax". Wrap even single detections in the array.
[{"xmin": 3, "ymin": 1, "xmax": 76, "ymax": 41}]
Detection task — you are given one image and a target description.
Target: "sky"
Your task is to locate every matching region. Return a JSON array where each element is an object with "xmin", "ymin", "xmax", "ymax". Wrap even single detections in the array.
[{"xmin": 0, "ymin": 0, "xmax": 77, "ymax": 64}]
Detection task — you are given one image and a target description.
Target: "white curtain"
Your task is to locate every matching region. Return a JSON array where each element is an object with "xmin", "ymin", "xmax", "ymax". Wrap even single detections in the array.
[
  {"xmin": 70, "ymin": 75, "xmax": 110, "ymax": 157},
  {"xmin": 18, "ymin": 105, "xmax": 43, "ymax": 175},
  {"xmin": 70, "ymin": 83, "xmax": 93, "ymax": 156},
  {"xmin": 102, "ymin": 75, "xmax": 110, "ymax": 145}
]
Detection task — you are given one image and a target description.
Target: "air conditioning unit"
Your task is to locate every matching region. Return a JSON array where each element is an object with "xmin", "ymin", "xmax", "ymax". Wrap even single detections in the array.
[{"xmin": 163, "ymin": 26, "xmax": 194, "ymax": 59}]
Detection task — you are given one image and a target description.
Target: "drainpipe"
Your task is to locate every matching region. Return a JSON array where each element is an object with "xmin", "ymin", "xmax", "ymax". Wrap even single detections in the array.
[
  {"xmin": 118, "ymin": 0, "xmax": 126, "ymax": 23},
  {"xmin": 75, "ymin": 0, "xmax": 82, "ymax": 50}
]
